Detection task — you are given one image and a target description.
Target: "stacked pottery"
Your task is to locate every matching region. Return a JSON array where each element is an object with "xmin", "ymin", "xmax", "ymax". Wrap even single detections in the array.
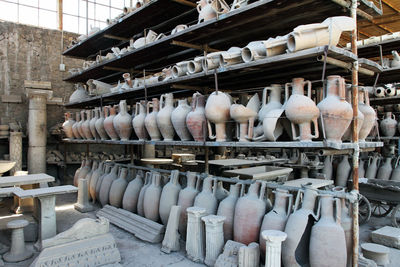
[
  {"xmin": 89, "ymin": 109, "xmax": 100, "ymax": 139},
  {"xmin": 380, "ymin": 112, "xmax": 397, "ymax": 137},
  {"xmin": 132, "ymin": 100, "xmax": 148, "ymax": 140},
  {"xmin": 73, "ymin": 160, "xmax": 85, "ymax": 187},
  {"xmin": 157, "ymin": 93, "xmax": 175, "ymax": 141},
  {"xmin": 95, "ymin": 107, "xmax": 108, "ymax": 140},
  {"xmin": 104, "ymin": 106, "xmax": 119, "ymax": 140},
  {"xmin": 366, "ymin": 154, "xmax": 380, "ymax": 179},
  {"xmin": 358, "ymin": 89, "xmax": 376, "ymax": 142},
  {"xmin": 343, "ymin": 87, "xmax": 364, "ymax": 141},
  {"xmin": 215, "ymin": 181, "xmax": 228, "ymax": 202},
  {"xmin": 99, "ymin": 165, "xmax": 119, "ymax": 206},
  {"xmin": 83, "ymin": 110, "xmax": 94, "ymax": 140},
  {"xmin": 194, "ymin": 177, "xmax": 218, "ymax": 215},
  {"xmin": 72, "ymin": 112, "xmax": 82, "ymax": 139},
  {"xmin": 205, "ymin": 91, "xmax": 232, "ymax": 141},
  {"xmin": 114, "ymin": 100, "xmax": 133, "ymax": 141},
  {"xmin": 77, "ymin": 111, "xmax": 86, "ymax": 138},
  {"xmin": 137, "ymin": 172, "xmax": 152, "ymax": 216},
  {"xmin": 89, "ymin": 161, "xmax": 104, "ymax": 202},
  {"xmin": 186, "ymin": 92, "xmax": 207, "ymax": 142},
  {"xmin": 96, "ymin": 164, "xmax": 112, "ymax": 200},
  {"xmin": 336, "ymin": 155, "xmax": 351, "ymax": 187},
  {"xmin": 317, "ymin": 75, "xmax": 353, "ymax": 143},
  {"xmin": 230, "ymin": 94, "xmax": 259, "ymax": 142},
  {"xmin": 159, "ymin": 170, "xmax": 181, "ymax": 225},
  {"xmin": 84, "ymin": 160, "xmax": 98, "ymax": 193},
  {"xmin": 377, "ymin": 157, "xmax": 393, "ymax": 180},
  {"xmin": 109, "ymin": 167, "xmax": 128, "ymax": 208},
  {"xmin": 171, "ymin": 99, "xmax": 192, "ymax": 141},
  {"xmin": 322, "ymin": 156, "xmax": 333, "ymax": 180},
  {"xmin": 75, "ymin": 159, "xmax": 91, "ymax": 187},
  {"xmin": 62, "ymin": 112, "xmax": 75, "ymax": 139},
  {"xmin": 143, "ymin": 172, "xmax": 162, "ymax": 222},
  {"xmin": 122, "ymin": 170, "xmax": 144, "ymax": 212},
  {"xmin": 217, "ymin": 183, "xmax": 241, "ymax": 242},
  {"xmin": 145, "ymin": 98, "xmax": 162, "ymax": 141},
  {"xmin": 284, "ymin": 78, "xmax": 320, "ymax": 141}
]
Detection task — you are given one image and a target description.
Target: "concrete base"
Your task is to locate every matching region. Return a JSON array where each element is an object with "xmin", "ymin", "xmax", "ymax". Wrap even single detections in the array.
[
  {"xmin": 361, "ymin": 243, "xmax": 390, "ymax": 266},
  {"xmin": 371, "ymin": 226, "xmax": 400, "ymax": 249}
]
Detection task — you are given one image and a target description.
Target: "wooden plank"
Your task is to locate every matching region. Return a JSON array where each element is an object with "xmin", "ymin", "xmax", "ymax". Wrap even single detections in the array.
[
  {"xmin": 24, "ymin": 80, "xmax": 52, "ymax": 89},
  {"xmin": 0, "ymin": 173, "xmax": 55, "ymax": 187},
  {"xmin": 14, "ymin": 185, "xmax": 77, "ymax": 199},
  {"xmin": 1, "ymin": 95, "xmax": 22, "ymax": 103}
]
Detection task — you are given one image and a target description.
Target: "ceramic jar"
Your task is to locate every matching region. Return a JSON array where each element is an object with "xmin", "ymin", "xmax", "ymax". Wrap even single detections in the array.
[
  {"xmin": 186, "ymin": 92, "xmax": 207, "ymax": 142},
  {"xmin": 122, "ymin": 170, "xmax": 144, "ymax": 212},
  {"xmin": 233, "ymin": 182, "xmax": 266, "ymax": 245},
  {"xmin": 215, "ymin": 181, "xmax": 228, "ymax": 202},
  {"xmin": 377, "ymin": 157, "xmax": 393, "ymax": 180},
  {"xmin": 145, "ymin": 98, "xmax": 162, "ymax": 141},
  {"xmin": 69, "ymin": 83, "xmax": 88, "ymax": 102},
  {"xmin": 380, "ymin": 112, "xmax": 397, "ymax": 137},
  {"xmin": 89, "ymin": 161, "xmax": 104, "ymax": 202},
  {"xmin": 309, "ymin": 195, "xmax": 347, "ymax": 267},
  {"xmin": 205, "ymin": 91, "xmax": 232, "ymax": 141},
  {"xmin": 132, "ymin": 100, "xmax": 148, "ymax": 140},
  {"xmin": 143, "ymin": 172, "xmax": 162, "ymax": 222},
  {"xmin": 391, "ymin": 157, "xmax": 400, "ymax": 181},
  {"xmin": 336, "ymin": 155, "xmax": 351, "ymax": 187},
  {"xmin": 80, "ymin": 110, "xmax": 92, "ymax": 140},
  {"xmin": 194, "ymin": 177, "xmax": 218, "ymax": 215},
  {"xmin": 197, "ymin": 0, "xmax": 217, "ymax": 23},
  {"xmin": 75, "ymin": 159, "xmax": 91, "ymax": 187},
  {"xmin": 230, "ymin": 102, "xmax": 257, "ymax": 142},
  {"xmin": 77, "ymin": 111, "xmax": 86, "ymax": 138},
  {"xmin": 137, "ymin": 172, "xmax": 152, "ymax": 216},
  {"xmin": 84, "ymin": 160, "xmax": 98, "ymax": 193},
  {"xmin": 85, "ymin": 110, "xmax": 95, "ymax": 139},
  {"xmin": 159, "ymin": 170, "xmax": 181, "ymax": 225},
  {"xmin": 171, "ymin": 99, "xmax": 192, "ymax": 141},
  {"xmin": 157, "ymin": 93, "xmax": 175, "ymax": 141},
  {"xmin": 103, "ymin": 106, "xmax": 119, "ymax": 140},
  {"xmin": 366, "ymin": 155, "xmax": 380, "ymax": 179},
  {"xmin": 62, "ymin": 112, "xmax": 75, "ymax": 139},
  {"xmin": 322, "ymin": 155, "xmax": 333, "ymax": 180},
  {"xmin": 317, "ymin": 75, "xmax": 353, "ymax": 143},
  {"xmin": 95, "ymin": 107, "xmax": 109, "ymax": 140},
  {"xmin": 113, "ymin": 100, "xmax": 133, "ymax": 141},
  {"xmin": 72, "ymin": 112, "xmax": 82, "ymax": 139},
  {"xmin": 217, "ymin": 183, "xmax": 240, "ymax": 242},
  {"xmin": 358, "ymin": 89, "xmax": 376, "ymax": 141},
  {"xmin": 285, "ymin": 78, "xmax": 320, "ymax": 141},
  {"xmin": 359, "ymin": 159, "xmax": 366, "ymax": 178},
  {"xmin": 99, "ymin": 165, "xmax": 119, "ymax": 206},
  {"xmin": 343, "ymin": 87, "xmax": 364, "ymax": 141},
  {"xmin": 73, "ymin": 160, "xmax": 85, "ymax": 187},
  {"xmin": 95, "ymin": 164, "xmax": 112, "ymax": 201},
  {"xmin": 109, "ymin": 167, "xmax": 128, "ymax": 208},
  {"xmin": 241, "ymin": 41, "xmax": 267, "ymax": 62},
  {"xmin": 87, "ymin": 109, "xmax": 97, "ymax": 140},
  {"xmin": 392, "ymin": 50, "xmax": 400, "ymax": 68}
]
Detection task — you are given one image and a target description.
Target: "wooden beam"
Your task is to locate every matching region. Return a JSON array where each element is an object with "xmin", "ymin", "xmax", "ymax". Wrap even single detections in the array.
[
  {"xmin": 57, "ymin": 0, "xmax": 63, "ymax": 30},
  {"xmin": 170, "ymin": 40, "xmax": 219, "ymax": 52},
  {"xmin": 381, "ymin": 0, "xmax": 400, "ymax": 14},
  {"xmin": 103, "ymin": 34, "xmax": 130, "ymax": 41},
  {"xmin": 171, "ymin": 0, "xmax": 197, "ymax": 8}
]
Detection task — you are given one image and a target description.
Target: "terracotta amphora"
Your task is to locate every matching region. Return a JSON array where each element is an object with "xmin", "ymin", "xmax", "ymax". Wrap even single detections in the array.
[
  {"xmin": 282, "ymin": 187, "xmax": 318, "ymax": 267},
  {"xmin": 95, "ymin": 107, "xmax": 109, "ymax": 140},
  {"xmin": 89, "ymin": 109, "xmax": 100, "ymax": 139},
  {"xmin": 109, "ymin": 167, "xmax": 128, "ymax": 208},
  {"xmin": 62, "ymin": 112, "xmax": 75, "ymax": 139},
  {"xmin": 259, "ymin": 188, "xmax": 292, "ymax": 259},
  {"xmin": 391, "ymin": 157, "xmax": 400, "ymax": 181},
  {"xmin": 157, "ymin": 93, "xmax": 176, "ymax": 141},
  {"xmin": 230, "ymin": 102, "xmax": 257, "ymax": 142},
  {"xmin": 336, "ymin": 155, "xmax": 351, "ymax": 187},
  {"xmin": 132, "ymin": 100, "xmax": 148, "ymax": 140},
  {"xmin": 75, "ymin": 159, "xmax": 91, "ymax": 187},
  {"xmin": 73, "ymin": 160, "xmax": 85, "ymax": 187},
  {"xmin": 99, "ymin": 165, "xmax": 119, "ymax": 206},
  {"xmin": 95, "ymin": 164, "xmax": 112, "ymax": 201},
  {"xmin": 77, "ymin": 111, "xmax": 86, "ymax": 139},
  {"xmin": 366, "ymin": 154, "xmax": 380, "ymax": 179},
  {"xmin": 284, "ymin": 78, "xmax": 320, "ymax": 141},
  {"xmin": 137, "ymin": 172, "xmax": 152, "ymax": 216},
  {"xmin": 359, "ymin": 159, "xmax": 366, "ymax": 178},
  {"xmin": 144, "ymin": 99, "xmax": 162, "ymax": 141},
  {"xmin": 186, "ymin": 92, "xmax": 207, "ymax": 142},
  {"xmin": 122, "ymin": 170, "xmax": 144, "ymax": 212},
  {"xmin": 358, "ymin": 89, "xmax": 376, "ymax": 141},
  {"xmin": 159, "ymin": 170, "xmax": 181, "ymax": 225},
  {"xmin": 317, "ymin": 75, "xmax": 353, "ymax": 143},
  {"xmin": 69, "ymin": 83, "xmax": 88, "ymax": 103},
  {"xmin": 380, "ymin": 112, "xmax": 397, "ymax": 137},
  {"xmin": 217, "ymin": 183, "xmax": 241, "ymax": 242},
  {"xmin": 171, "ymin": 99, "xmax": 192, "ymax": 141},
  {"xmin": 309, "ymin": 195, "xmax": 347, "ymax": 267},
  {"xmin": 322, "ymin": 155, "xmax": 333, "ymax": 180},
  {"xmin": 194, "ymin": 177, "xmax": 218, "ymax": 215},
  {"xmin": 103, "ymin": 106, "xmax": 119, "ymax": 140},
  {"xmin": 205, "ymin": 91, "xmax": 232, "ymax": 141},
  {"xmin": 144, "ymin": 172, "xmax": 162, "ymax": 222},
  {"xmin": 233, "ymin": 181, "xmax": 267, "ymax": 245},
  {"xmin": 72, "ymin": 112, "xmax": 82, "ymax": 139},
  {"xmin": 84, "ymin": 160, "xmax": 98, "ymax": 196},
  {"xmin": 177, "ymin": 172, "xmax": 200, "ymax": 238},
  {"xmin": 342, "ymin": 87, "xmax": 364, "ymax": 141},
  {"xmin": 241, "ymin": 41, "xmax": 267, "ymax": 62},
  {"xmin": 113, "ymin": 100, "xmax": 133, "ymax": 141},
  {"xmin": 82, "ymin": 110, "xmax": 94, "ymax": 140},
  {"xmin": 89, "ymin": 161, "xmax": 104, "ymax": 202},
  {"xmin": 377, "ymin": 157, "xmax": 393, "ymax": 180},
  {"xmin": 215, "ymin": 181, "xmax": 228, "ymax": 202},
  {"xmin": 197, "ymin": 0, "xmax": 217, "ymax": 23}
]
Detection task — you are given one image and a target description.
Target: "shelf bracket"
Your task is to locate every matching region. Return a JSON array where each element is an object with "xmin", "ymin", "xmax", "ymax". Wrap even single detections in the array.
[
  {"xmin": 317, "ymin": 55, "xmax": 375, "ymax": 76},
  {"xmin": 103, "ymin": 34, "xmax": 130, "ymax": 41},
  {"xmin": 170, "ymin": 40, "xmax": 219, "ymax": 53},
  {"xmin": 171, "ymin": 0, "xmax": 197, "ymax": 8}
]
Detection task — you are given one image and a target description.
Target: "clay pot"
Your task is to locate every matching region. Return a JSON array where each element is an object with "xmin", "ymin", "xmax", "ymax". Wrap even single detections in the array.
[
  {"xmin": 187, "ymin": 56, "xmax": 204, "ymax": 74},
  {"xmin": 177, "ymin": 172, "xmax": 200, "ymax": 238},
  {"xmin": 366, "ymin": 155, "xmax": 380, "ymax": 179},
  {"xmin": 380, "ymin": 112, "xmax": 397, "ymax": 137},
  {"xmin": 143, "ymin": 172, "xmax": 162, "ymax": 222},
  {"xmin": 358, "ymin": 89, "xmax": 376, "ymax": 141},
  {"xmin": 205, "ymin": 91, "xmax": 232, "ymax": 141},
  {"xmin": 172, "ymin": 61, "xmax": 190, "ymax": 78},
  {"xmin": 103, "ymin": 106, "xmax": 119, "ymax": 140},
  {"xmin": 336, "ymin": 155, "xmax": 351, "ymax": 187},
  {"xmin": 132, "ymin": 101, "xmax": 148, "ymax": 140},
  {"xmin": 392, "ymin": 50, "xmax": 400, "ymax": 68},
  {"xmin": 84, "ymin": 160, "xmax": 98, "ymax": 195},
  {"xmin": 62, "ymin": 112, "xmax": 75, "ymax": 139},
  {"xmin": 233, "ymin": 181, "xmax": 266, "ymax": 245},
  {"xmin": 322, "ymin": 156, "xmax": 333, "ymax": 180},
  {"xmin": 377, "ymin": 157, "xmax": 393, "ymax": 180},
  {"xmin": 309, "ymin": 195, "xmax": 347, "ymax": 267},
  {"xmin": 359, "ymin": 159, "xmax": 366, "ymax": 178},
  {"xmin": 95, "ymin": 107, "xmax": 109, "ymax": 140},
  {"xmin": 241, "ymin": 41, "xmax": 267, "ymax": 62},
  {"xmin": 171, "ymin": 99, "xmax": 192, "ymax": 141},
  {"xmin": 99, "ymin": 165, "xmax": 119, "ymax": 206},
  {"xmin": 260, "ymin": 188, "xmax": 292, "ymax": 259},
  {"xmin": 230, "ymin": 101, "xmax": 257, "ymax": 142},
  {"xmin": 109, "ymin": 167, "xmax": 128, "ymax": 208},
  {"xmin": 122, "ymin": 170, "xmax": 144, "ymax": 212},
  {"xmin": 186, "ymin": 92, "xmax": 207, "ymax": 142},
  {"xmin": 88, "ymin": 109, "xmax": 99, "ymax": 139},
  {"xmin": 95, "ymin": 164, "xmax": 112, "ymax": 201},
  {"xmin": 217, "ymin": 183, "xmax": 240, "ymax": 242},
  {"xmin": 194, "ymin": 177, "xmax": 218, "ymax": 215},
  {"xmin": 282, "ymin": 187, "xmax": 318, "ymax": 267},
  {"xmin": 317, "ymin": 75, "xmax": 353, "ymax": 143},
  {"xmin": 374, "ymin": 87, "xmax": 385, "ymax": 98},
  {"xmin": 137, "ymin": 172, "xmax": 152, "ymax": 216},
  {"xmin": 343, "ymin": 87, "xmax": 364, "ymax": 141},
  {"xmin": 72, "ymin": 112, "xmax": 82, "ymax": 139},
  {"xmin": 113, "ymin": 100, "xmax": 132, "ymax": 141},
  {"xmin": 69, "ymin": 83, "xmax": 88, "ymax": 103},
  {"xmin": 145, "ymin": 98, "xmax": 162, "ymax": 141},
  {"xmin": 77, "ymin": 111, "xmax": 86, "ymax": 139},
  {"xmin": 75, "ymin": 159, "xmax": 91, "ymax": 187},
  {"xmin": 285, "ymin": 78, "xmax": 320, "ymax": 141},
  {"xmin": 391, "ymin": 157, "xmax": 400, "ymax": 181},
  {"xmin": 263, "ymin": 35, "xmax": 288, "ymax": 56},
  {"xmin": 159, "ymin": 170, "xmax": 181, "ymax": 225},
  {"xmin": 73, "ymin": 160, "xmax": 85, "ymax": 187},
  {"xmin": 203, "ymin": 52, "xmax": 223, "ymax": 70},
  {"xmin": 157, "ymin": 93, "xmax": 176, "ymax": 141},
  {"xmin": 220, "ymin": 47, "xmax": 243, "ymax": 66},
  {"xmin": 83, "ymin": 110, "xmax": 94, "ymax": 140},
  {"xmin": 197, "ymin": 0, "xmax": 217, "ymax": 23},
  {"xmin": 89, "ymin": 161, "xmax": 104, "ymax": 202},
  {"xmin": 215, "ymin": 181, "xmax": 228, "ymax": 202}
]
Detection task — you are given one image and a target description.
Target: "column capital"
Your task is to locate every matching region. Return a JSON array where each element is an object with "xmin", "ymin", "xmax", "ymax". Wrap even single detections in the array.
[{"xmin": 261, "ymin": 230, "xmax": 287, "ymax": 243}]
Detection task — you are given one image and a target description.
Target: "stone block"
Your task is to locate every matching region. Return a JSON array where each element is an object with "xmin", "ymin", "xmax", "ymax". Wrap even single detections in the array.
[
  {"xmin": 361, "ymin": 243, "xmax": 389, "ymax": 266},
  {"xmin": 1, "ymin": 95, "xmax": 22, "ymax": 103},
  {"xmin": 215, "ymin": 240, "xmax": 245, "ymax": 267},
  {"xmin": 371, "ymin": 226, "xmax": 400, "ymax": 249},
  {"xmin": 161, "ymin": 205, "xmax": 181, "ymax": 254}
]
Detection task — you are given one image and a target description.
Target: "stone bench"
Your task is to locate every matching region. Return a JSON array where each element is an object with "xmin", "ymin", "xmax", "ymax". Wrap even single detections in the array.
[{"xmin": 0, "ymin": 187, "xmax": 23, "ymax": 198}]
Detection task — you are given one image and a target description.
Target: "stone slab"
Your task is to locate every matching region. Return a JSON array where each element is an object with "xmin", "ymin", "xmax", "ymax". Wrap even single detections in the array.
[
  {"xmin": 0, "ymin": 173, "xmax": 54, "ymax": 188},
  {"xmin": 14, "ymin": 185, "xmax": 77, "ymax": 199},
  {"xmin": 223, "ymin": 166, "xmax": 293, "ymax": 180},
  {"xmin": 0, "ymin": 187, "xmax": 23, "ymax": 197},
  {"xmin": 24, "ymin": 80, "xmax": 51, "ymax": 89},
  {"xmin": 371, "ymin": 226, "xmax": 400, "ymax": 249},
  {"xmin": 1, "ymin": 95, "xmax": 22, "ymax": 103},
  {"xmin": 283, "ymin": 178, "xmax": 333, "ymax": 189}
]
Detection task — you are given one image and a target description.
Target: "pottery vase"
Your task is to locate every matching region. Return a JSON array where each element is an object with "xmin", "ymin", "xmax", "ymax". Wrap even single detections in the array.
[
  {"xmin": 73, "ymin": 160, "xmax": 85, "ymax": 187},
  {"xmin": 366, "ymin": 155, "xmax": 380, "ymax": 179},
  {"xmin": 143, "ymin": 172, "xmax": 162, "ymax": 222},
  {"xmin": 391, "ymin": 50, "xmax": 400, "ymax": 68},
  {"xmin": 103, "ymin": 106, "xmax": 119, "ymax": 140},
  {"xmin": 380, "ymin": 112, "xmax": 397, "ymax": 137},
  {"xmin": 391, "ymin": 157, "xmax": 400, "ymax": 181},
  {"xmin": 233, "ymin": 181, "xmax": 267, "ymax": 245},
  {"xmin": 132, "ymin": 100, "xmax": 148, "ymax": 140},
  {"xmin": 358, "ymin": 89, "xmax": 376, "ymax": 141},
  {"xmin": 84, "ymin": 160, "xmax": 98, "ymax": 195},
  {"xmin": 144, "ymin": 98, "xmax": 162, "ymax": 141},
  {"xmin": 197, "ymin": 0, "xmax": 217, "ymax": 23},
  {"xmin": 171, "ymin": 99, "xmax": 192, "ymax": 141},
  {"xmin": 205, "ymin": 91, "xmax": 232, "ymax": 141},
  {"xmin": 377, "ymin": 157, "xmax": 393, "ymax": 180},
  {"xmin": 187, "ymin": 56, "xmax": 204, "ymax": 74},
  {"xmin": 343, "ymin": 87, "xmax": 364, "ymax": 141},
  {"xmin": 336, "ymin": 155, "xmax": 351, "ymax": 187},
  {"xmin": 89, "ymin": 161, "xmax": 104, "ymax": 202},
  {"xmin": 322, "ymin": 156, "xmax": 333, "ymax": 180},
  {"xmin": 186, "ymin": 92, "xmax": 207, "ymax": 142},
  {"xmin": 217, "ymin": 183, "xmax": 240, "ymax": 242},
  {"xmin": 88, "ymin": 109, "xmax": 98, "ymax": 139},
  {"xmin": 113, "ymin": 100, "xmax": 133, "ymax": 141},
  {"xmin": 82, "ymin": 110, "xmax": 94, "ymax": 140},
  {"xmin": 215, "ymin": 181, "xmax": 228, "ymax": 202},
  {"xmin": 159, "ymin": 170, "xmax": 181, "ymax": 225},
  {"xmin": 109, "ymin": 167, "xmax": 128, "ymax": 208},
  {"xmin": 194, "ymin": 177, "xmax": 218, "ymax": 215},
  {"xmin": 69, "ymin": 83, "xmax": 88, "ymax": 103},
  {"xmin": 95, "ymin": 107, "xmax": 108, "ymax": 140},
  {"xmin": 75, "ymin": 159, "xmax": 91, "ymax": 187},
  {"xmin": 122, "ymin": 170, "xmax": 144, "ymax": 212},
  {"xmin": 230, "ymin": 103, "xmax": 257, "ymax": 142},
  {"xmin": 157, "ymin": 93, "xmax": 176, "ymax": 141},
  {"xmin": 99, "ymin": 165, "xmax": 119, "ymax": 206},
  {"xmin": 72, "ymin": 112, "xmax": 83, "ymax": 139},
  {"xmin": 137, "ymin": 172, "xmax": 152, "ymax": 216},
  {"xmin": 203, "ymin": 52, "xmax": 223, "ymax": 70},
  {"xmin": 220, "ymin": 47, "xmax": 243, "ymax": 66},
  {"xmin": 336, "ymin": 192, "xmax": 352, "ymax": 267},
  {"xmin": 241, "ymin": 41, "xmax": 267, "ymax": 62},
  {"xmin": 359, "ymin": 159, "xmax": 366, "ymax": 178},
  {"xmin": 172, "ymin": 61, "xmax": 190, "ymax": 78},
  {"xmin": 95, "ymin": 164, "xmax": 112, "ymax": 201},
  {"xmin": 62, "ymin": 112, "xmax": 75, "ymax": 139},
  {"xmin": 77, "ymin": 111, "xmax": 86, "ymax": 139}
]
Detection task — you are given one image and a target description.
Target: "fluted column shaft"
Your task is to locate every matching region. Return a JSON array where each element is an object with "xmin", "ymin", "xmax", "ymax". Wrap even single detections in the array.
[{"xmin": 186, "ymin": 207, "xmax": 206, "ymax": 263}]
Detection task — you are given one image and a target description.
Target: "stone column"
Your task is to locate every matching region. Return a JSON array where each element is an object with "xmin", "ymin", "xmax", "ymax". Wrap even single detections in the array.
[
  {"xmin": 35, "ymin": 195, "xmax": 57, "ymax": 250},
  {"xmin": 186, "ymin": 207, "xmax": 207, "ymax": 263},
  {"xmin": 3, "ymin": 219, "xmax": 33, "ymax": 262},
  {"xmin": 9, "ymin": 132, "xmax": 22, "ymax": 175},
  {"xmin": 161, "ymin": 205, "xmax": 181, "ymax": 253},
  {"xmin": 261, "ymin": 230, "xmax": 287, "ymax": 267},
  {"xmin": 74, "ymin": 179, "xmax": 94, "ymax": 212},
  {"xmin": 202, "ymin": 215, "xmax": 225, "ymax": 267},
  {"xmin": 238, "ymin": 242, "xmax": 260, "ymax": 267}
]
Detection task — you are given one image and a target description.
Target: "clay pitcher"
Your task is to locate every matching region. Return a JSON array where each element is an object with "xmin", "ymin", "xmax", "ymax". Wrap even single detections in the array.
[
  {"xmin": 205, "ymin": 90, "xmax": 232, "ymax": 141},
  {"xmin": 177, "ymin": 172, "xmax": 200, "ymax": 238},
  {"xmin": 95, "ymin": 107, "xmax": 109, "ymax": 140},
  {"xmin": 317, "ymin": 75, "xmax": 353, "ymax": 143},
  {"xmin": 233, "ymin": 181, "xmax": 267, "ymax": 245},
  {"xmin": 113, "ymin": 100, "xmax": 132, "ymax": 140},
  {"xmin": 230, "ymin": 103, "xmax": 257, "ymax": 142},
  {"xmin": 76, "ymin": 159, "xmax": 91, "ymax": 187},
  {"xmin": 73, "ymin": 160, "xmax": 85, "ymax": 187},
  {"xmin": 282, "ymin": 187, "xmax": 318, "ymax": 267},
  {"xmin": 144, "ymin": 98, "xmax": 162, "ymax": 141},
  {"xmin": 215, "ymin": 181, "xmax": 228, "ymax": 202},
  {"xmin": 99, "ymin": 165, "xmax": 119, "ymax": 206},
  {"xmin": 132, "ymin": 100, "xmax": 148, "ymax": 140},
  {"xmin": 103, "ymin": 106, "xmax": 119, "ymax": 140},
  {"xmin": 285, "ymin": 78, "xmax": 320, "ymax": 141},
  {"xmin": 77, "ymin": 110, "xmax": 86, "ymax": 138},
  {"xmin": 391, "ymin": 157, "xmax": 400, "ymax": 181},
  {"xmin": 89, "ymin": 161, "xmax": 104, "ymax": 202},
  {"xmin": 336, "ymin": 155, "xmax": 351, "ymax": 187},
  {"xmin": 109, "ymin": 167, "xmax": 128, "ymax": 208},
  {"xmin": 217, "ymin": 183, "xmax": 241, "ymax": 242},
  {"xmin": 342, "ymin": 87, "xmax": 364, "ymax": 141},
  {"xmin": 159, "ymin": 170, "xmax": 181, "ymax": 225},
  {"xmin": 359, "ymin": 159, "xmax": 366, "ymax": 178},
  {"xmin": 137, "ymin": 172, "xmax": 152, "ymax": 216},
  {"xmin": 380, "ymin": 112, "xmax": 397, "ymax": 137},
  {"xmin": 83, "ymin": 110, "xmax": 94, "ymax": 140},
  {"xmin": 259, "ymin": 188, "xmax": 292, "ymax": 258},
  {"xmin": 194, "ymin": 177, "xmax": 218, "ymax": 215},
  {"xmin": 366, "ymin": 155, "xmax": 380, "ymax": 179},
  {"xmin": 72, "ymin": 112, "xmax": 82, "ymax": 139},
  {"xmin": 62, "ymin": 112, "xmax": 75, "ymax": 139},
  {"xmin": 89, "ymin": 109, "xmax": 100, "ymax": 139},
  {"xmin": 157, "ymin": 93, "xmax": 175, "ymax": 141},
  {"xmin": 186, "ymin": 92, "xmax": 207, "ymax": 142},
  {"xmin": 309, "ymin": 195, "xmax": 347, "ymax": 267},
  {"xmin": 322, "ymin": 156, "xmax": 333, "ymax": 180},
  {"xmin": 84, "ymin": 160, "xmax": 98, "ymax": 195},
  {"xmin": 95, "ymin": 164, "xmax": 112, "ymax": 201},
  {"xmin": 171, "ymin": 99, "xmax": 192, "ymax": 141},
  {"xmin": 377, "ymin": 157, "xmax": 393, "ymax": 180},
  {"xmin": 143, "ymin": 172, "xmax": 162, "ymax": 222},
  {"xmin": 122, "ymin": 170, "xmax": 144, "ymax": 212},
  {"xmin": 358, "ymin": 89, "xmax": 376, "ymax": 141}
]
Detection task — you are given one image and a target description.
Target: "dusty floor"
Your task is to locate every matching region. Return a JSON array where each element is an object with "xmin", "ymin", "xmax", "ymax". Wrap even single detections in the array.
[{"xmin": 0, "ymin": 193, "xmax": 399, "ymax": 266}]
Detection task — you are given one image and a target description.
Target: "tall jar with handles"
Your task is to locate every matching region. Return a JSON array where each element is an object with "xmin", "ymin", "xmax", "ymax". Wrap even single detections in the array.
[
  {"xmin": 132, "ymin": 100, "xmax": 148, "ymax": 140},
  {"xmin": 82, "ymin": 110, "xmax": 94, "ymax": 140},
  {"xmin": 95, "ymin": 107, "xmax": 109, "ymax": 140},
  {"xmin": 336, "ymin": 155, "xmax": 351, "ymax": 187},
  {"xmin": 62, "ymin": 112, "xmax": 75, "ymax": 139},
  {"xmin": 359, "ymin": 159, "xmax": 366, "ymax": 178},
  {"xmin": 143, "ymin": 172, "xmax": 162, "ymax": 222},
  {"xmin": 186, "ymin": 92, "xmax": 207, "ymax": 142},
  {"xmin": 122, "ymin": 170, "xmax": 144, "ymax": 212},
  {"xmin": 89, "ymin": 109, "xmax": 100, "ymax": 139},
  {"xmin": 205, "ymin": 90, "xmax": 232, "ymax": 141},
  {"xmin": 73, "ymin": 160, "xmax": 85, "ymax": 187},
  {"xmin": 77, "ymin": 110, "xmax": 86, "ymax": 138},
  {"xmin": 377, "ymin": 157, "xmax": 393, "ymax": 180},
  {"xmin": 109, "ymin": 167, "xmax": 128, "ymax": 208},
  {"xmin": 84, "ymin": 160, "xmax": 98, "ymax": 195},
  {"xmin": 99, "ymin": 165, "xmax": 119, "ymax": 206},
  {"xmin": 343, "ymin": 86, "xmax": 364, "ymax": 141},
  {"xmin": 380, "ymin": 112, "xmax": 397, "ymax": 137},
  {"xmin": 194, "ymin": 177, "xmax": 218, "ymax": 215},
  {"xmin": 322, "ymin": 155, "xmax": 333, "ymax": 180},
  {"xmin": 137, "ymin": 172, "xmax": 152, "ymax": 216},
  {"xmin": 103, "ymin": 106, "xmax": 119, "ymax": 140},
  {"xmin": 366, "ymin": 154, "xmax": 380, "ymax": 179},
  {"xmin": 76, "ymin": 159, "xmax": 92, "ymax": 186},
  {"xmin": 358, "ymin": 89, "xmax": 376, "ymax": 141},
  {"xmin": 159, "ymin": 170, "xmax": 181, "ymax": 225},
  {"xmin": 144, "ymin": 98, "xmax": 162, "ymax": 141},
  {"xmin": 309, "ymin": 194, "xmax": 347, "ymax": 267},
  {"xmin": 95, "ymin": 164, "xmax": 112, "ymax": 201},
  {"xmin": 233, "ymin": 181, "xmax": 267, "ymax": 245},
  {"xmin": 157, "ymin": 93, "xmax": 176, "ymax": 141},
  {"xmin": 391, "ymin": 156, "xmax": 400, "ymax": 181},
  {"xmin": 171, "ymin": 99, "xmax": 192, "ymax": 141},
  {"xmin": 113, "ymin": 100, "xmax": 133, "ymax": 140},
  {"xmin": 217, "ymin": 183, "xmax": 241, "ymax": 242},
  {"xmin": 284, "ymin": 78, "xmax": 320, "ymax": 141},
  {"xmin": 89, "ymin": 161, "xmax": 104, "ymax": 202},
  {"xmin": 72, "ymin": 112, "xmax": 82, "ymax": 139}
]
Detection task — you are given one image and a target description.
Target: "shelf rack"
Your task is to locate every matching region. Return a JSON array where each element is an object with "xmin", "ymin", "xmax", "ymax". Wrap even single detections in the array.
[
  {"xmin": 370, "ymin": 94, "xmax": 400, "ymax": 105},
  {"xmin": 357, "ymin": 36, "xmax": 400, "ymax": 59}
]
